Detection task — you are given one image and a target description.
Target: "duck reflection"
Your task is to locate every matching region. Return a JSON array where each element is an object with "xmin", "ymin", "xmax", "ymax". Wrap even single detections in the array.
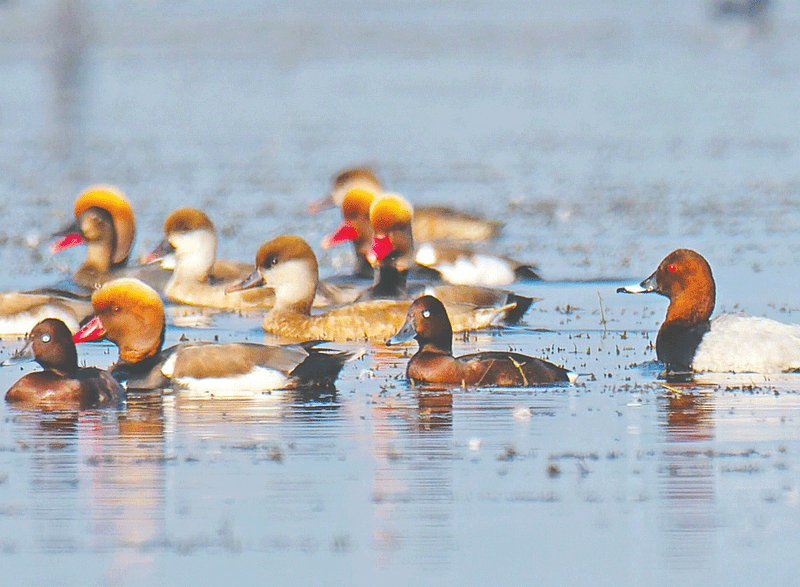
[
  {"xmin": 8, "ymin": 398, "xmax": 165, "ymax": 581},
  {"xmin": 659, "ymin": 388, "xmax": 717, "ymax": 573},
  {"xmin": 369, "ymin": 384, "xmax": 456, "ymax": 570}
]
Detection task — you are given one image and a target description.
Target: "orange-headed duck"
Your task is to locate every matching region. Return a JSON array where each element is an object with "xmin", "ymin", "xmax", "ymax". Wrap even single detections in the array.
[
  {"xmin": 51, "ymin": 184, "xmax": 137, "ymax": 288},
  {"xmin": 361, "ymin": 193, "xmax": 533, "ymax": 323},
  {"xmin": 387, "ymin": 296, "xmax": 573, "ymax": 387},
  {"xmin": 3, "ymin": 318, "xmax": 122, "ymax": 409},
  {"xmin": 72, "ymin": 278, "xmax": 353, "ymax": 392},
  {"xmin": 311, "ymin": 167, "xmax": 503, "ymax": 242},
  {"xmin": 414, "ymin": 242, "xmax": 541, "ymax": 286},
  {"xmin": 618, "ymin": 248, "xmax": 800, "ymax": 376},
  {"xmin": 226, "ymin": 236, "xmax": 514, "ymax": 342}
]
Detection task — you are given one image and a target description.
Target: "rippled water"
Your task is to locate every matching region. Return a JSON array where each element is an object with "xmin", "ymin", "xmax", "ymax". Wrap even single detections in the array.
[{"xmin": 1, "ymin": 0, "xmax": 800, "ymax": 585}]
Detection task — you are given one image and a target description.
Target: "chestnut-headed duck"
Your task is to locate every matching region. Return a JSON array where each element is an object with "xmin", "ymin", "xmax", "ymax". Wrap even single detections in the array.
[
  {"xmin": 72, "ymin": 278, "xmax": 353, "ymax": 392},
  {"xmin": 360, "ymin": 193, "xmax": 533, "ymax": 323},
  {"xmin": 618, "ymin": 248, "xmax": 800, "ymax": 376},
  {"xmin": 3, "ymin": 318, "xmax": 122, "ymax": 409},
  {"xmin": 387, "ymin": 296, "xmax": 573, "ymax": 387},
  {"xmin": 414, "ymin": 242, "xmax": 541, "ymax": 286},
  {"xmin": 226, "ymin": 236, "xmax": 514, "ymax": 342},
  {"xmin": 311, "ymin": 167, "xmax": 503, "ymax": 242}
]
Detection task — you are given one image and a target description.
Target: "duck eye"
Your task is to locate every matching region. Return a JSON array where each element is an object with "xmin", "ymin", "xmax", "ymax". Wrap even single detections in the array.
[
  {"xmin": 422, "ymin": 310, "xmax": 431, "ymax": 318},
  {"xmin": 41, "ymin": 334, "xmax": 51, "ymax": 343},
  {"xmin": 265, "ymin": 255, "xmax": 279, "ymax": 268},
  {"xmin": 113, "ymin": 305, "xmax": 121, "ymax": 313},
  {"xmin": 667, "ymin": 264, "xmax": 677, "ymax": 273}
]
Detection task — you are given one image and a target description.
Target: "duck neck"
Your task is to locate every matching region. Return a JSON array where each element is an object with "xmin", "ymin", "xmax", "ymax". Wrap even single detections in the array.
[
  {"xmin": 270, "ymin": 261, "xmax": 318, "ymax": 315},
  {"xmin": 417, "ymin": 335, "xmax": 452, "ymax": 356},
  {"xmin": 373, "ymin": 266, "xmax": 408, "ymax": 297},
  {"xmin": 171, "ymin": 230, "xmax": 217, "ymax": 283},
  {"xmin": 664, "ymin": 281, "xmax": 715, "ymax": 328},
  {"xmin": 117, "ymin": 322, "xmax": 165, "ymax": 365}
]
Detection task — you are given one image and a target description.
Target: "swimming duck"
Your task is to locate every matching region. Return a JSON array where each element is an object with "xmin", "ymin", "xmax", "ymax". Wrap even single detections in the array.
[
  {"xmin": 3, "ymin": 318, "xmax": 122, "ymax": 409},
  {"xmin": 72, "ymin": 278, "xmax": 353, "ymax": 392},
  {"xmin": 386, "ymin": 296, "xmax": 573, "ymax": 386},
  {"xmin": 51, "ymin": 184, "xmax": 137, "ymax": 288},
  {"xmin": 617, "ymin": 248, "xmax": 800, "ymax": 375},
  {"xmin": 310, "ymin": 167, "xmax": 503, "ymax": 242},
  {"xmin": 321, "ymin": 187, "xmax": 376, "ymax": 279},
  {"xmin": 358, "ymin": 193, "xmax": 532, "ymax": 323},
  {"xmin": 226, "ymin": 236, "xmax": 513, "ymax": 342}
]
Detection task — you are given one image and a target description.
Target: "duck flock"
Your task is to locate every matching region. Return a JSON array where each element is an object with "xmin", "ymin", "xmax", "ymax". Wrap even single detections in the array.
[{"xmin": 2, "ymin": 168, "xmax": 800, "ymax": 410}]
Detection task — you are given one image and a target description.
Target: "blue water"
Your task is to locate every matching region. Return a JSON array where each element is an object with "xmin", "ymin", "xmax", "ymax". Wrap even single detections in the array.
[{"xmin": 1, "ymin": 0, "xmax": 800, "ymax": 585}]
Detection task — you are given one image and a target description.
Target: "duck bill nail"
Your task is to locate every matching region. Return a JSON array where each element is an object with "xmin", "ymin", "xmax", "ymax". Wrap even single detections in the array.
[
  {"xmin": 226, "ymin": 270, "xmax": 265, "ymax": 294},
  {"xmin": 2, "ymin": 340, "xmax": 36, "ymax": 366},
  {"xmin": 141, "ymin": 239, "xmax": 175, "ymax": 264},
  {"xmin": 367, "ymin": 234, "xmax": 393, "ymax": 264},
  {"xmin": 50, "ymin": 232, "xmax": 84, "ymax": 253},
  {"xmin": 386, "ymin": 318, "xmax": 416, "ymax": 346},
  {"xmin": 73, "ymin": 316, "xmax": 106, "ymax": 343},
  {"xmin": 322, "ymin": 222, "xmax": 358, "ymax": 249},
  {"xmin": 617, "ymin": 271, "xmax": 657, "ymax": 294},
  {"xmin": 306, "ymin": 193, "xmax": 335, "ymax": 214}
]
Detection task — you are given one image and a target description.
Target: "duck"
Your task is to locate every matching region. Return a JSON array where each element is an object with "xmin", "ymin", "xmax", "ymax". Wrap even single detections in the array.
[
  {"xmin": 414, "ymin": 242, "xmax": 541, "ymax": 286},
  {"xmin": 360, "ymin": 193, "xmax": 533, "ymax": 323},
  {"xmin": 310, "ymin": 167, "xmax": 503, "ymax": 242},
  {"xmin": 386, "ymin": 296, "xmax": 573, "ymax": 387},
  {"xmin": 321, "ymin": 187, "xmax": 377, "ymax": 279},
  {"xmin": 51, "ymin": 184, "xmax": 137, "ymax": 288},
  {"xmin": 617, "ymin": 248, "xmax": 800, "ymax": 376},
  {"xmin": 50, "ymin": 184, "xmax": 171, "ymax": 292},
  {"xmin": 71, "ymin": 278, "xmax": 354, "ymax": 392},
  {"xmin": 226, "ymin": 235, "xmax": 514, "ymax": 342},
  {"xmin": 3, "ymin": 318, "xmax": 122, "ymax": 409},
  {"xmin": 142, "ymin": 207, "xmax": 274, "ymax": 310}
]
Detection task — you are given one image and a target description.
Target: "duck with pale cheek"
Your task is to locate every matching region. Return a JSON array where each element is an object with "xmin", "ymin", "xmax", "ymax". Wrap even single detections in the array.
[
  {"xmin": 226, "ymin": 236, "xmax": 515, "ymax": 342},
  {"xmin": 618, "ymin": 248, "xmax": 800, "ymax": 376},
  {"xmin": 3, "ymin": 318, "xmax": 122, "ymax": 409},
  {"xmin": 72, "ymin": 278, "xmax": 353, "ymax": 392},
  {"xmin": 387, "ymin": 296, "xmax": 573, "ymax": 387}
]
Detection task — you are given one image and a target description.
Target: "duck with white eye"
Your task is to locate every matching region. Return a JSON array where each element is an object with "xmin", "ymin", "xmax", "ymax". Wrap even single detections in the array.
[{"xmin": 618, "ymin": 248, "xmax": 800, "ymax": 376}]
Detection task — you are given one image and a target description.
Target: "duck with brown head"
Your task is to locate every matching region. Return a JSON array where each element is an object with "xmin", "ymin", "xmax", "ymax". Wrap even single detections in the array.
[
  {"xmin": 387, "ymin": 296, "xmax": 573, "ymax": 387},
  {"xmin": 618, "ymin": 248, "xmax": 800, "ymax": 376},
  {"xmin": 3, "ymin": 318, "xmax": 122, "ymax": 409}
]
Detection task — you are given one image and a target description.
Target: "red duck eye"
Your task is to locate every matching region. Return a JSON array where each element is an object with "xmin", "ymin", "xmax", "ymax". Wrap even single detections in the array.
[{"xmin": 667, "ymin": 264, "xmax": 677, "ymax": 273}]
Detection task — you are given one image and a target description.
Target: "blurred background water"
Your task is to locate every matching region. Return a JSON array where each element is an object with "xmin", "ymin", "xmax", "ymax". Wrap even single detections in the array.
[{"xmin": 0, "ymin": 0, "xmax": 799, "ymax": 585}]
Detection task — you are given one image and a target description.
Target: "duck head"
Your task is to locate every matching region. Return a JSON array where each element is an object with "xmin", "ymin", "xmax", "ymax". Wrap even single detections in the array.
[
  {"xmin": 73, "ymin": 278, "xmax": 165, "ymax": 363},
  {"xmin": 617, "ymin": 248, "xmax": 716, "ymax": 326},
  {"xmin": 367, "ymin": 193, "xmax": 414, "ymax": 271},
  {"xmin": 143, "ymin": 207, "xmax": 217, "ymax": 281},
  {"xmin": 3, "ymin": 318, "xmax": 78, "ymax": 376},
  {"xmin": 52, "ymin": 185, "xmax": 136, "ymax": 269},
  {"xmin": 387, "ymin": 295, "xmax": 453, "ymax": 354},
  {"xmin": 307, "ymin": 167, "xmax": 382, "ymax": 213},
  {"xmin": 226, "ymin": 236, "xmax": 318, "ymax": 313}
]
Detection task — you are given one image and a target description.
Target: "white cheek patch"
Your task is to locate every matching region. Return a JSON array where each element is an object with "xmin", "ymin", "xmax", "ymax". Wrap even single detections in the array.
[{"xmin": 436, "ymin": 255, "xmax": 515, "ymax": 286}]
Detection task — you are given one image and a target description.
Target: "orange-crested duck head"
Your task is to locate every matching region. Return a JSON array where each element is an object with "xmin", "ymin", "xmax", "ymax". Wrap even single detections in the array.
[
  {"xmin": 52, "ymin": 184, "xmax": 136, "ymax": 268},
  {"xmin": 73, "ymin": 278, "xmax": 165, "ymax": 364},
  {"xmin": 367, "ymin": 193, "xmax": 414, "ymax": 271}
]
